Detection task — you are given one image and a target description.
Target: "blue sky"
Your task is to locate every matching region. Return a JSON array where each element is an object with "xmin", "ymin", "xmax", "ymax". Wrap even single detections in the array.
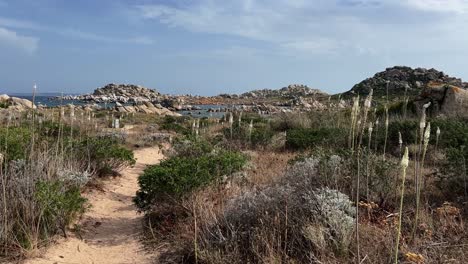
[{"xmin": 1, "ymin": 0, "xmax": 468, "ymax": 95}]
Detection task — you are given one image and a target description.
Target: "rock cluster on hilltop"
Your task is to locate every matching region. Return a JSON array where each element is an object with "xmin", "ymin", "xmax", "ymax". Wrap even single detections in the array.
[
  {"xmin": 345, "ymin": 66, "xmax": 468, "ymax": 97},
  {"xmin": 93, "ymin": 83, "xmax": 160, "ymax": 99},
  {"xmin": 0, "ymin": 94, "xmax": 36, "ymax": 111},
  {"xmin": 58, "ymin": 83, "xmax": 185, "ymax": 116},
  {"xmin": 239, "ymin": 84, "xmax": 328, "ymax": 98},
  {"xmin": 61, "ymin": 83, "xmax": 161, "ymax": 104}
]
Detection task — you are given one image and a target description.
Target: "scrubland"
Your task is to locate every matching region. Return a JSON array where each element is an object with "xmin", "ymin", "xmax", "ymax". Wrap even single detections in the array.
[
  {"xmin": 1, "ymin": 95, "xmax": 467, "ymax": 264},
  {"xmin": 136, "ymin": 98, "xmax": 468, "ymax": 263}
]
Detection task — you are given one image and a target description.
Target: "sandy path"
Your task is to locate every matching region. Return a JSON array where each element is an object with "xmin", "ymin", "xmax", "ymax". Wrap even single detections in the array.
[{"xmin": 25, "ymin": 147, "xmax": 163, "ymax": 264}]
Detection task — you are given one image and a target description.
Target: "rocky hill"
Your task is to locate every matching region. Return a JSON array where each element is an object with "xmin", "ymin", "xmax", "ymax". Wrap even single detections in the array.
[
  {"xmin": 61, "ymin": 83, "xmax": 161, "ymax": 103},
  {"xmin": 219, "ymin": 84, "xmax": 327, "ymax": 99},
  {"xmin": 93, "ymin": 83, "xmax": 160, "ymax": 100},
  {"xmin": 344, "ymin": 66, "xmax": 468, "ymax": 97},
  {"xmin": 240, "ymin": 84, "xmax": 327, "ymax": 98}
]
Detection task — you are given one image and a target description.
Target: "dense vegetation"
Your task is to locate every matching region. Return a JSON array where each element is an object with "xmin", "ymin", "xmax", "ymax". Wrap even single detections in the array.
[
  {"xmin": 136, "ymin": 98, "xmax": 468, "ymax": 263},
  {"xmin": 0, "ymin": 109, "xmax": 135, "ymax": 261},
  {"xmin": 3, "ymin": 95, "xmax": 468, "ymax": 263}
]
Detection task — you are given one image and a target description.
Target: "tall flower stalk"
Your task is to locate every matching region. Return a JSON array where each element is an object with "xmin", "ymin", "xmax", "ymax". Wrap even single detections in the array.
[
  {"xmin": 355, "ymin": 89, "xmax": 373, "ymax": 263},
  {"xmin": 414, "ymin": 123, "xmax": 430, "ymax": 237},
  {"xmin": 248, "ymin": 119, "xmax": 253, "ymax": 144},
  {"xmin": 383, "ymin": 106, "xmax": 389, "ymax": 159},
  {"xmin": 412, "ymin": 103, "xmax": 431, "ymax": 239},
  {"xmin": 366, "ymin": 122, "xmax": 373, "ymax": 200},
  {"xmin": 395, "ymin": 147, "xmax": 410, "ymax": 264},
  {"xmin": 349, "ymin": 96, "xmax": 360, "ymax": 151},
  {"xmin": 229, "ymin": 112, "xmax": 234, "ymax": 139}
]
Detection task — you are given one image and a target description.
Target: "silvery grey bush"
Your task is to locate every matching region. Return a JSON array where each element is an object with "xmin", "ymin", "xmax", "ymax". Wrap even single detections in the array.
[
  {"xmin": 306, "ymin": 187, "xmax": 356, "ymax": 254},
  {"xmin": 57, "ymin": 169, "xmax": 90, "ymax": 187},
  {"xmin": 207, "ymin": 155, "xmax": 356, "ymax": 260}
]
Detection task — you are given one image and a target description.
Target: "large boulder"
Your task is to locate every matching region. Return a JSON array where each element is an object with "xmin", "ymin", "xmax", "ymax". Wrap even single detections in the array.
[
  {"xmin": 344, "ymin": 66, "xmax": 468, "ymax": 97},
  {"xmin": 416, "ymin": 81, "xmax": 468, "ymax": 118},
  {"xmin": 0, "ymin": 95, "xmax": 37, "ymax": 111},
  {"xmin": 441, "ymin": 86, "xmax": 468, "ymax": 117},
  {"xmin": 114, "ymin": 102, "xmax": 181, "ymax": 116}
]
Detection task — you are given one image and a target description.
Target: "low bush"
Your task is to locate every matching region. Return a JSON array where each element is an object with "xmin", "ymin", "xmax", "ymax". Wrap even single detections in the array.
[
  {"xmin": 159, "ymin": 116, "xmax": 191, "ymax": 135},
  {"xmin": 0, "ymin": 127, "xmax": 31, "ymax": 162},
  {"xmin": 436, "ymin": 147, "xmax": 468, "ymax": 200},
  {"xmin": 135, "ymin": 150, "xmax": 247, "ymax": 210},
  {"xmin": 77, "ymin": 137, "xmax": 135, "ymax": 176},
  {"xmin": 170, "ymin": 136, "xmax": 213, "ymax": 158},
  {"xmin": 373, "ymin": 118, "xmax": 468, "ymax": 156},
  {"xmin": 35, "ymin": 180, "xmax": 87, "ymax": 237},
  {"xmin": 0, "ymin": 153, "xmax": 88, "ymax": 260},
  {"xmin": 222, "ymin": 119, "xmax": 275, "ymax": 148},
  {"xmin": 195, "ymin": 185, "xmax": 355, "ymax": 263},
  {"xmin": 286, "ymin": 127, "xmax": 347, "ymax": 150}
]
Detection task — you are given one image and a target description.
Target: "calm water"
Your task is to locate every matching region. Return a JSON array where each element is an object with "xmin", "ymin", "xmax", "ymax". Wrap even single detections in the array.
[{"xmin": 14, "ymin": 95, "xmax": 227, "ymax": 118}]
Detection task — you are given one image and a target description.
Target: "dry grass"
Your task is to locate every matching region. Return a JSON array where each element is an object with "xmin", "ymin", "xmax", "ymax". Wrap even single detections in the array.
[{"xmin": 243, "ymin": 150, "xmax": 296, "ymax": 186}]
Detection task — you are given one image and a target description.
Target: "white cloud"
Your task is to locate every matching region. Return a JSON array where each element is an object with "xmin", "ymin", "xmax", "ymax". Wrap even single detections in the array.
[
  {"xmin": 405, "ymin": 0, "xmax": 468, "ymax": 13},
  {"xmin": 282, "ymin": 39, "xmax": 342, "ymax": 54},
  {"xmin": 0, "ymin": 17, "xmax": 154, "ymax": 45},
  {"xmin": 0, "ymin": 27, "xmax": 38, "ymax": 53},
  {"xmin": 136, "ymin": 1, "xmax": 340, "ymax": 53},
  {"xmin": 135, "ymin": 0, "xmax": 468, "ymax": 57},
  {"xmin": 60, "ymin": 29, "xmax": 155, "ymax": 44}
]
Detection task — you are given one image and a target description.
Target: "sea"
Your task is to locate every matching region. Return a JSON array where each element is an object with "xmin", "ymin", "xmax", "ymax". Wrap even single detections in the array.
[{"xmin": 11, "ymin": 94, "xmax": 226, "ymax": 118}]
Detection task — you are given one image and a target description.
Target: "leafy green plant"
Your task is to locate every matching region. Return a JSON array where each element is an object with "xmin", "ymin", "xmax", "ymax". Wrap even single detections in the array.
[
  {"xmin": 159, "ymin": 116, "xmax": 191, "ymax": 135},
  {"xmin": 286, "ymin": 127, "xmax": 347, "ymax": 150},
  {"xmin": 35, "ymin": 180, "xmax": 87, "ymax": 237},
  {"xmin": 135, "ymin": 150, "xmax": 247, "ymax": 210},
  {"xmin": 77, "ymin": 137, "xmax": 136, "ymax": 176},
  {"xmin": 171, "ymin": 136, "xmax": 213, "ymax": 158},
  {"xmin": 0, "ymin": 127, "xmax": 31, "ymax": 162}
]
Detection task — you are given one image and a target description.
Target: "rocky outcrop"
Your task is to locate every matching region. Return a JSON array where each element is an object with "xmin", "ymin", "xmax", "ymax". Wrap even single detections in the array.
[
  {"xmin": 93, "ymin": 83, "xmax": 160, "ymax": 99},
  {"xmin": 61, "ymin": 83, "xmax": 161, "ymax": 104},
  {"xmin": 0, "ymin": 94, "xmax": 36, "ymax": 111},
  {"xmin": 345, "ymin": 66, "xmax": 468, "ymax": 97},
  {"xmin": 115, "ymin": 101, "xmax": 181, "ymax": 117},
  {"xmin": 415, "ymin": 81, "xmax": 468, "ymax": 118},
  {"xmin": 240, "ymin": 84, "xmax": 328, "ymax": 99}
]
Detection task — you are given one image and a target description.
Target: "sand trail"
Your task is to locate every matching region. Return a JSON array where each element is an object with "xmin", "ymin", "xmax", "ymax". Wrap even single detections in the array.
[{"xmin": 25, "ymin": 147, "xmax": 163, "ymax": 264}]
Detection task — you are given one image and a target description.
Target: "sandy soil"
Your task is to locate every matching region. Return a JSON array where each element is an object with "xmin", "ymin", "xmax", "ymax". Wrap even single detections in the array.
[{"xmin": 25, "ymin": 147, "xmax": 163, "ymax": 264}]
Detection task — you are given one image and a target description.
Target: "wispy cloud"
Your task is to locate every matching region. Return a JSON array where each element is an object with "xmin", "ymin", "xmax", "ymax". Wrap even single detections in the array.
[
  {"xmin": 59, "ymin": 28, "xmax": 155, "ymax": 44},
  {"xmin": 405, "ymin": 0, "xmax": 468, "ymax": 13},
  {"xmin": 0, "ymin": 16, "xmax": 154, "ymax": 45},
  {"xmin": 281, "ymin": 39, "xmax": 342, "ymax": 54},
  {"xmin": 0, "ymin": 27, "xmax": 38, "ymax": 53},
  {"xmin": 135, "ymin": 0, "xmax": 468, "ymax": 57}
]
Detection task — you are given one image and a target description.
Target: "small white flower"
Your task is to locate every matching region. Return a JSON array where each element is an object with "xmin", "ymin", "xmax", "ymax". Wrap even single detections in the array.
[
  {"xmin": 424, "ymin": 122, "xmax": 431, "ymax": 145},
  {"xmin": 401, "ymin": 147, "xmax": 409, "ymax": 169}
]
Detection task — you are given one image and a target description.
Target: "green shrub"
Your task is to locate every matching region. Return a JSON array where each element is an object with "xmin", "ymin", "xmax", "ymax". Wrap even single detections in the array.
[
  {"xmin": 135, "ymin": 150, "xmax": 247, "ymax": 210},
  {"xmin": 0, "ymin": 101, "xmax": 10, "ymax": 109},
  {"xmin": 431, "ymin": 119, "xmax": 468, "ymax": 153},
  {"xmin": 35, "ymin": 180, "xmax": 87, "ymax": 237},
  {"xmin": 436, "ymin": 147, "xmax": 468, "ymax": 200},
  {"xmin": 77, "ymin": 137, "xmax": 136, "ymax": 176},
  {"xmin": 159, "ymin": 116, "xmax": 191, "ymax": 135},
  {"xmin": 250, "ymin": 123, "xmax": 275, "ymax": 147},
  {"xmin": 40, "ymin": 120, "xmax": 78, "ymax": 139},
  {"xmin": 0, "ymin": 127, "xmax": 31, "ymax": 161},
  {"xmin": 374, "ymin": 118, "xmax": 468, "ymax": 156},
  {"xmin": 286, "ymin": 127, "xmax": 347, "ymax": 150},
  {"xmin": 222, "ymin": 120, "xmax": 275, "ymax": 147},
  {"xmin": 171, "ymin": 136, "xmax": 213, "ymax": 158}
]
